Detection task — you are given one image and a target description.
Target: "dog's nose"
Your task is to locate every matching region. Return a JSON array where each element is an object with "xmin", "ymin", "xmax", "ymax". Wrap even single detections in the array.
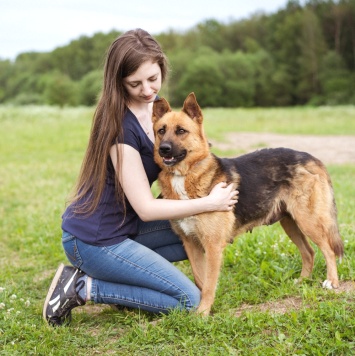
[{"xmin": 159, "ymin": 142, "xmax": 172, "ymax": 156}]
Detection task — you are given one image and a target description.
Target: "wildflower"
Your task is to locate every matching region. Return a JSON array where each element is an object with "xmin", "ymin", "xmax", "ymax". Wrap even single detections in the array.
[
  {"xmin": 25, "ymin": 300, "xmax": 30, "ymax": 307},
  {"xmin": 0, "ymin": 287, "xmax": 5, "ymax": 292},
  {"xmin": 10, "ymin": 294, "xmax": 17, "ymax": 300},
  {"xmin": 0, "ymin": 303, "xmax": 5, "ymax": 309}
]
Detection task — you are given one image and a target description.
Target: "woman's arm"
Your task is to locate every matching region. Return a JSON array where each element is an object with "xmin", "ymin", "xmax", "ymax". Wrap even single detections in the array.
[{"xmin": 110, "ymin": 144, "xmax": 238, "ymax": 222}]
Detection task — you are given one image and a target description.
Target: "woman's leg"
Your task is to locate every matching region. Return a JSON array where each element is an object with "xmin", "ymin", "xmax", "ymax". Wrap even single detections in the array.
[
  {"xmin": 134, "ymin": 219, "xmax": 187, "ymax": 262},
  {"xmin": 62, "ymin": 227, "xmax": 200, "ymax": 314}
]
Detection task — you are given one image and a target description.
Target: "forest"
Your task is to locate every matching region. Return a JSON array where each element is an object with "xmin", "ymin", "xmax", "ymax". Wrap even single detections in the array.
[{"xmin": 0, "ymin": 0, "xmax": 354, "ymax": 108}]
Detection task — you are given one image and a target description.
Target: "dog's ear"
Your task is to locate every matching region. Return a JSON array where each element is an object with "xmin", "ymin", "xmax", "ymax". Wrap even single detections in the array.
[
  {"xmin": 152, "ymin": 98, "xmax": 171, "ymax": 123},
  {"xmin": 182, "ymin": 92, "xmax": 203, "ymax": 123}
]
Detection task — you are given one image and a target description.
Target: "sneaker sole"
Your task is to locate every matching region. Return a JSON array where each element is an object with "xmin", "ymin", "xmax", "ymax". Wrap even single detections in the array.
[{"xmin": 43, "ymin": 263, "xmax": 65, "ymax": 323}]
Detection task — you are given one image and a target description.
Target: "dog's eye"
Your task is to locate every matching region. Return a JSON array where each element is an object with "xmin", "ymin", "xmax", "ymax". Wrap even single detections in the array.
[
  {"xmin": 176, "ymin": 128, "xmax": 186, "ymax": 135},
  {"xmin": 158, "ymin": 128, "xmax": 165, "ymax": 135}
]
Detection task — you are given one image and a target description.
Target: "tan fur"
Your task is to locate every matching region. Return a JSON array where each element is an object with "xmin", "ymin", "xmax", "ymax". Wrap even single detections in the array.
[{"xmin": 152, "ymin": 92, "xmax": 343, "ymax": 316}]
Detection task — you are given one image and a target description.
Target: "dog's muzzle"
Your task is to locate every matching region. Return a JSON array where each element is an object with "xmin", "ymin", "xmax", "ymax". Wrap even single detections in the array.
[{"xmin": 159, "ymin": 142, "xmax": 187, "ymax": 166}]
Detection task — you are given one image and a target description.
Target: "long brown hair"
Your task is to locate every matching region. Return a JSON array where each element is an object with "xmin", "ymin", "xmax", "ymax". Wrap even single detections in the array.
[{"xmin": 69, "ymin": 29, "xmax": 169, "ymax": 215}]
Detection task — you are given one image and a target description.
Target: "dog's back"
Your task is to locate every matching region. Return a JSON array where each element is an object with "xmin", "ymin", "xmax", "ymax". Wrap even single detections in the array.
[{"xmin": 224, "ymin": 147, "xmax": 334, "ymax": 226}]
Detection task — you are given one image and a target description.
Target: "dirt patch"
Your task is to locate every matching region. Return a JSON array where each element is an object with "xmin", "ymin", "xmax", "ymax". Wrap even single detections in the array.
[
  {"xmin": 234, "ymin": 281, "xmax": 355, "ymax": 317},
  {"xmin": 235, "ymin": 296, "xmax": 305, "ymax": 317},
  {"xmin": 211, "ymin": 133, "xmax": 355, "ymax": 164},
  {"xmin": 335, "ymin": 280, "xmax": 355, "ymax": 293}
]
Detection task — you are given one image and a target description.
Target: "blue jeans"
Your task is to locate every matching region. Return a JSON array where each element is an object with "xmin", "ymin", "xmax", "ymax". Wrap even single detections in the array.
[{"xmin": 62, "ymin": 220, "xmax": 200, "ymax": 314}]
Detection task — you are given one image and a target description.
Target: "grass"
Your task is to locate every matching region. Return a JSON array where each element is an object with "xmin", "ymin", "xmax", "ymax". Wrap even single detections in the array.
[
  {"xmin": 0, "ymin": 104, "xmax": 355, "ymax": 355},
  {"xmin": 203, "ymin": 105, "xmax": 355, "ymax": 139}
]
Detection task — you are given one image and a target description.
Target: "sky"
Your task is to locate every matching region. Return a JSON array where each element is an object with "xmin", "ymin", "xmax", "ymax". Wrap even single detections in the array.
[{"xmin": 0, "ymin": 0, "xmax": 291, "ymax": 60}]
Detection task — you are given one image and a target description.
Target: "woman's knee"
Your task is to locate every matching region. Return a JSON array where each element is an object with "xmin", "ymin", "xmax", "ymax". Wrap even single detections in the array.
[{"xmin": 180, "ymin": 285, "xmax": 201, "ymax": 311}]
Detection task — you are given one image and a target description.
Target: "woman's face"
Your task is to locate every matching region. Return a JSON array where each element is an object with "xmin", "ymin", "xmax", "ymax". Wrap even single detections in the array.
[{"xmin": 123, "ymin": 60, "xmax": 162, "ymax": 105}]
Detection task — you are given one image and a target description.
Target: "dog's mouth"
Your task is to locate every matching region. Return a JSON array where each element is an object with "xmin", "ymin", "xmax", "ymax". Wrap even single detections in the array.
[{"xmin": 161, "ymin": 151, "xmax": 187, "ymax": 166}]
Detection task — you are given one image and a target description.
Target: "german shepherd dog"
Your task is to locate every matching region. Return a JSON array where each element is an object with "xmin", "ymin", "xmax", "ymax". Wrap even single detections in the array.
[{"xmin": 152, "ymin": 92, "xmax": 344, "ymax": 316}]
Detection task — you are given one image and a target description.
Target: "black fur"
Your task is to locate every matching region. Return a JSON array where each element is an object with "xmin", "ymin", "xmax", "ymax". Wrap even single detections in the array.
[{"xmin": 219, "ymin": 148, "xmax": 319, "ymax": 225}]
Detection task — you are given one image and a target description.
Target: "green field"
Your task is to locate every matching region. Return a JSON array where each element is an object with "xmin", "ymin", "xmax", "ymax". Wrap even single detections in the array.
[{"xmin": 1, "ymin": 105, "xmax": 355, "ymax": 355}]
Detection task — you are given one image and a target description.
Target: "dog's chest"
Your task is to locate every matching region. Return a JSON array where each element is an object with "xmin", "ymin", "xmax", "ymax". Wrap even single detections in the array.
[
  {"xmin": 171, "ymin": 175, "xmax": 189, "ymax": 200},
  {"xmin": 171, "ymin": 175, "xmax": 196, "ymax": 236}
]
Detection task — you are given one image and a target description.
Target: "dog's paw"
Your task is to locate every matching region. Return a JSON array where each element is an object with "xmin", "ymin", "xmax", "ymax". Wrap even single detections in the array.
[
  {"xmin": 196, "ymin": 304, "xmax": 211, "ymax": 316},
  {"xmin": 322, "ymin": 280, "xmax": 334, "ymax": 289}
]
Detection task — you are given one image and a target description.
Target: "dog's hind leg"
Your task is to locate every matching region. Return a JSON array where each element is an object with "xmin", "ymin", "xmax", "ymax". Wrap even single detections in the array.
[
  {"xmin": 293, "ymin": 215, "xmax": 343, "ymax": 289},
  {"xmin": 280, "ymin": 216, "xmax": 315, "ymax": 280},
  {"xmin": 288, "ymin": 164, "xmax": 344, "ymax": 288},
  {"xmin": 295, "ymin": 202, "xmax": 344, "ymax": 289}
]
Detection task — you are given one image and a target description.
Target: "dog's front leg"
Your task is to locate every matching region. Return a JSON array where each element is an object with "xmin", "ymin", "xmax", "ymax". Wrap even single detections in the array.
[
  {"xmin": 197, "ymin": 241, "xmax": 226, "ymax": 316},
  {"xmin": 183, "ymin": 238, "xmax": 205, "ymax": 290}
]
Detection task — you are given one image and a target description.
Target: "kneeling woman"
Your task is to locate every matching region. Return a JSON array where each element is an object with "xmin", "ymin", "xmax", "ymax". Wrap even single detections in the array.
[{"xmin": 43, "ymin": 28, "xmax": 238, "ymax": 326}]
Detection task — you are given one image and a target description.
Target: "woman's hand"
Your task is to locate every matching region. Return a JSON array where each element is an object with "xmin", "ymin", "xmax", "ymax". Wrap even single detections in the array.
[{"xmin": 206, "ymin": 182, "xmax": 239, "ymax": 212}]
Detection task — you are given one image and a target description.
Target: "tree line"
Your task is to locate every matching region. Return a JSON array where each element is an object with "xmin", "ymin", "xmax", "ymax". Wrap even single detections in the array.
[{"xmin": 1, "ymin": 0, "xmax": 354, "ymax": 108}]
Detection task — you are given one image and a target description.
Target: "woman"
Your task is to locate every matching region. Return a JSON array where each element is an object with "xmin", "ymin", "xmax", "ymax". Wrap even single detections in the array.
[{"xmin": 43, "ymin": 28, "xmax": 238, "ymax": 326}]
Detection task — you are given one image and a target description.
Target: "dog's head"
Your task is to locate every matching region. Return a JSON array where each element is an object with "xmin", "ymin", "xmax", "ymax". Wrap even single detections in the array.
[{"xmin": 152, "ymin": 92, "xmax": 210, "ymax": 173}]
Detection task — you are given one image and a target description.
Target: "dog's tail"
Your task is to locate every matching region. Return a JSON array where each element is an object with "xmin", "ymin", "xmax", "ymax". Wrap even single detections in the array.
[
  {"xmin": 323, "ymin": 175, "xmax": 344, "ymax": 260},
  {"xmin": 328, "ymin": 200, "xmax": 344, "ymax": 260},
  {"xmin": 312, "ymin": 162, "xmax": 344, "ymax": 260},
  {"xmin": 328, "ymin": 221, "xmax": 344, "ymax": 260}
]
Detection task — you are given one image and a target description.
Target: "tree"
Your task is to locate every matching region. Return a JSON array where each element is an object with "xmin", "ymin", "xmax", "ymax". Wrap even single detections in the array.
[
  {"xmin": 297, "ymin": 8, "xmax": 327, "ymax": 103},
  {"xmin": 50, "ymin": 31, "xmax": 120, "ymax": 81},
  {"xmin": 249, "ymin": 49, "xmax": 276, "ymax": 107},
  {"xmin": 267, "ymin": 5, "xmax": 304, "ymax": 104},
  {"xmin": 0, "ymin": 60, "xmax": 14, "ymax": 102},
  {"xmin": 195, "ymin": 20, "xmax": 229, "ymax": 52},
  {"xmin": 43, "ymin": 71, "xmax": 78, "ymax": 107},
  {"xmin": 218, "ymin": 51, "xmax": 256, "ymax": 107},
  {"xmin": 319, "ymin": 50, "xmax": 354, "ymax": 104},
  {"xmin": 167, "ymin": 48, "xmax": 196, "ymax": 105},
  {"xmin": 78, "ymin": 70, "xmax": 102, "ymax": 106},
  {"xmin": 174, "ymin": 49, "xmax": 224, "ymax": 107}
]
